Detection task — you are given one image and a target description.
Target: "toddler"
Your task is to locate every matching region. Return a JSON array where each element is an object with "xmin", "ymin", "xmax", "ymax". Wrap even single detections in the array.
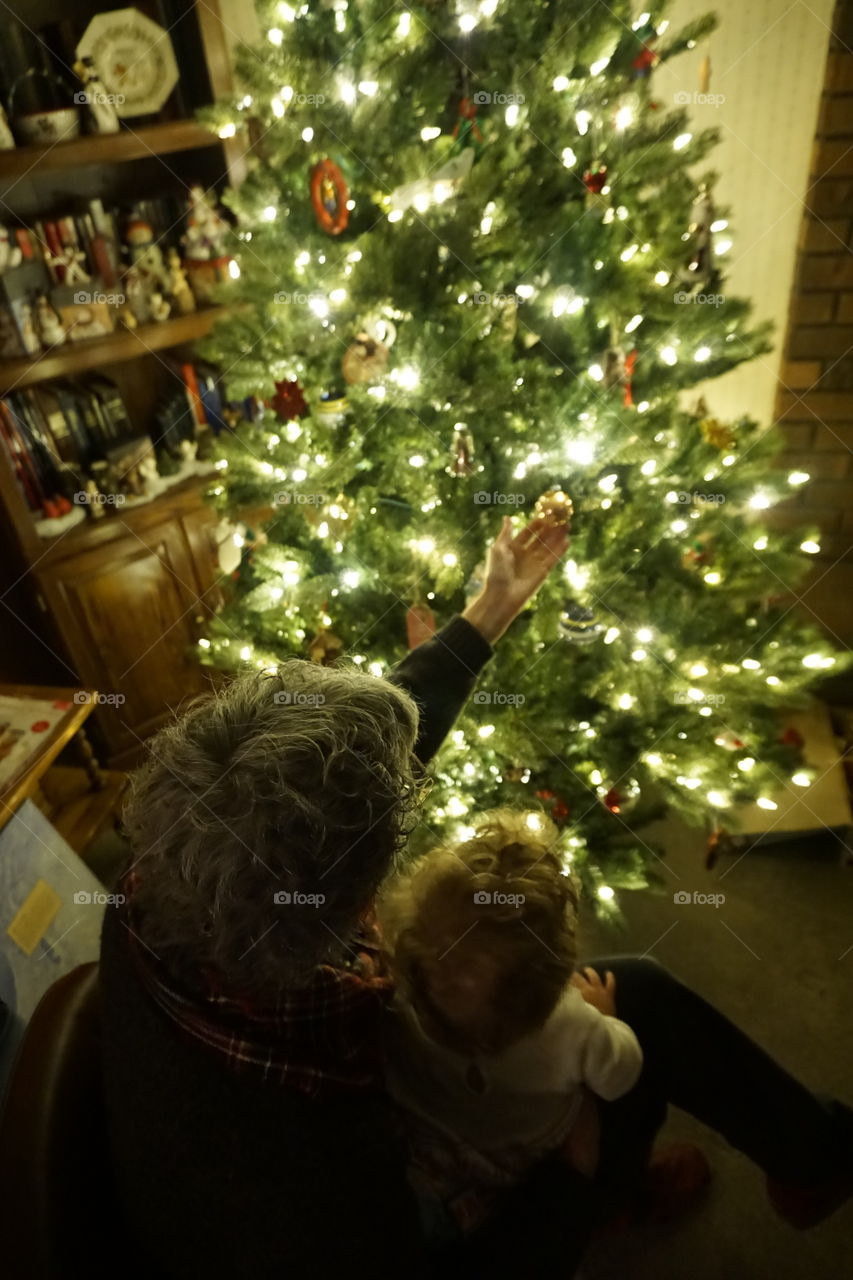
[{"xmin": 379, "ymin": 809, "xmax": 643, "ymax": 1239}]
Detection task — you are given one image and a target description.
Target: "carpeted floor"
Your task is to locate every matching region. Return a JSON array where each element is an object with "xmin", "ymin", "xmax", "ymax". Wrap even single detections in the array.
[{"xmin": 577, "ymin": 814, "xmax": 853, "ymax": 1280}]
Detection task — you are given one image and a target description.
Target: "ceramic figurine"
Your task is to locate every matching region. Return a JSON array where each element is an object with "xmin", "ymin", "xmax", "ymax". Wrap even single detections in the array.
[
  {"xmin": 73, "ymin": 56, "xmax": 120, "ymax": 134},
  {"xmin": 0, "ymin": 226, "xmax": 22, "ymax": 272},
  {"xmin": 148, "ymin": 289, "xmax": 171, "ymax": 323},
  {"xmin": 18, "ymin": 301, "xmax": 42, "ymax": 354},
  {"xmin": 167, "ymin": 247, "xmax": 196, "ymax": 314},
  {"xmin": 35, "ymin": 295, "xmax": 67, "ymax": 346}
]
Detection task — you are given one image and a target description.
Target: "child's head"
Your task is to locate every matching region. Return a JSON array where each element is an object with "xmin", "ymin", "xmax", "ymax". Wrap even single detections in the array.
[{"xmin": 380, "ymin": 809, "xmax": 579, "ymax": 1057}]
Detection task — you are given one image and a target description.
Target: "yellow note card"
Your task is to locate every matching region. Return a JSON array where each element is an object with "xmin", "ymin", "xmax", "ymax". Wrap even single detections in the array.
[{"xmin": 7, "ymin": 878, "xmax": 62, "ymax": 956}]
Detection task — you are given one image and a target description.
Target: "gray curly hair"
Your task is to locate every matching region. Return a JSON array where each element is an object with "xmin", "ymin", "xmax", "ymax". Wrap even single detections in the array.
[{"xmin": 123, "ymin": 660, "xmax": 420, "ymax": 995}]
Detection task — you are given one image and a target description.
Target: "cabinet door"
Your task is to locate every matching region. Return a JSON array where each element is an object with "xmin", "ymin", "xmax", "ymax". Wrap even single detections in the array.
[{"xmin": 38, "ymin": 522, "xmax": 211, "ymax": 760}]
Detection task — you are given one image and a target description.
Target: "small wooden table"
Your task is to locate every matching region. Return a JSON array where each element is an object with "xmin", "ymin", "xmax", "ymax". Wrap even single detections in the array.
[{"xmin": 0, "ymin": 683, "xmax": 126, "ymax": 855}]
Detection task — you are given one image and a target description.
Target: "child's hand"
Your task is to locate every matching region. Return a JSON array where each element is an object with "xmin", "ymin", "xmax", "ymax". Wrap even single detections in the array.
[{"xmin": 571, "ymin": 967, "xmax": 617, "ymax": 1017}]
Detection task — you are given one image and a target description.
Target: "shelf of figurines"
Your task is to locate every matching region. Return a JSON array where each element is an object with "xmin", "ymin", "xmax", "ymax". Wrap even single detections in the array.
[
  {"xmin": 0, "ymin": 119, "xmax": 220, "ymax": 181},
  {"xmin": 0, "ymin": 185, "xmax": 234, "ymax": 393},
  {"xmin": 0, "ymin": 305, "xmax": 228, "ymax": 393}
]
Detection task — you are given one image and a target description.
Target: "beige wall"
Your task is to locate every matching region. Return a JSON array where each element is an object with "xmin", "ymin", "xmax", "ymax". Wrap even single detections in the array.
[{"xmin": 663, "ymin": 0, "xmax": 834, "ymax": 424}]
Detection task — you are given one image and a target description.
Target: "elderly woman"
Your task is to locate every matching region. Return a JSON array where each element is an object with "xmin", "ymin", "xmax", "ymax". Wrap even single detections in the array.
[{"xmin": 101, "ymin": 515, "xmax": 853, "ymax": 1279}]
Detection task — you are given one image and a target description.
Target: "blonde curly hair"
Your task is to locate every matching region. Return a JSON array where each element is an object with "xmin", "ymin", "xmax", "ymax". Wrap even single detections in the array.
[{"xmin": 379, "ymin": 809, "xmax": 580, "ymax": 1057}]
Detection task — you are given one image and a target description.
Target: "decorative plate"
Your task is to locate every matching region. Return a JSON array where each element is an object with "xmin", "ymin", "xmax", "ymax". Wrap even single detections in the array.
[{"xmin": 76, "ymin": 8, "xmax": 179, "ymax": 119}]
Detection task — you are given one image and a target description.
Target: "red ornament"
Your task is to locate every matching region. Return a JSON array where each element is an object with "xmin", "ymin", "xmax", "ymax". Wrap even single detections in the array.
[
  {"xmin": 602, "ymin": 787, "xmax": 622, "ymax": 814},
  {"xmin": 451, "ymin": 97, "xmax": 483, "ymax": 152},
  {"xmin": 623, "ymin": 349, "xmax": 637, "ymax": 408},
  {"xmin": 30, "ymin": 720, "xmax": 50, "ymax": 733},
  {"xmin": 632, "ymin": 46, "xmax": 659, "ymax": 78},
  {"xmin": 552, "ymin": 799, "xmax": 571, "ymax": 820},
  {"xmin": 583, "ymin": 166, "xmax": 608, "ymax": 195},
  {"xmin": 781, "ymin": 726, "xmax": 805, "ymax": 749},
  {"xmin": 270, "ymin": 379, "xmax": 308, "ymax": 423},
  {"xmin": 310, "ymin": 158, "xmax": 349, "ymax": 236}
]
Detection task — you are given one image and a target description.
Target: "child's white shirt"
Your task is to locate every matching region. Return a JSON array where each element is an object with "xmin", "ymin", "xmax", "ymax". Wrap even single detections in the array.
[{"xmin": 386, "ymin": 984, "xmax": 643, "ymax": 1158}]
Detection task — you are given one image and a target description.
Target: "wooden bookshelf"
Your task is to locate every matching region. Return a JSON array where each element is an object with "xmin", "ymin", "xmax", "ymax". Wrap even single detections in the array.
[
  {"xmin": 0, "ymin": 306, "xmax": 228, "ymax": 393},
  {"xmin": 0, "ymin": 120, "xmax": 222, "ymax": 180}
]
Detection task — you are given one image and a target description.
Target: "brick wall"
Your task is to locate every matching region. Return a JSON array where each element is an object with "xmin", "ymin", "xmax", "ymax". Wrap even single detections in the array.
[{"xmin": 774, "ymin": 1, "xmax": 853, "ymax": 564}]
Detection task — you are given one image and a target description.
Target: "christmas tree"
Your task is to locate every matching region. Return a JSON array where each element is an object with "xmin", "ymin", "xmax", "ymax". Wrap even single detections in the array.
[{"xmin": 196, "ymin": 0, "xmax": 842, "ymax": 905}]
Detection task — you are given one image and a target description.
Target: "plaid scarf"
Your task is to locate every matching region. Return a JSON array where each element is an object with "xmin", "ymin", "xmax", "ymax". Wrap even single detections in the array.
[{"xmin": 120, "ymin": 874, "xmax": 394, "ymax": 1098}]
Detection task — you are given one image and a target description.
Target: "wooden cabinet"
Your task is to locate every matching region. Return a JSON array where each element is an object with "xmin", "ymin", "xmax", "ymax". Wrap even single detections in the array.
[{"xmin": 36, "ymin": 505, "xmax": 216, "ymax": 764}]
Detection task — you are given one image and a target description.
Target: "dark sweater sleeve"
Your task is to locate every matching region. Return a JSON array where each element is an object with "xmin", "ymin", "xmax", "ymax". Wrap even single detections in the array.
[{"xmin": 387, "ymin": 614, "xmax": 493, "ymax": 766}]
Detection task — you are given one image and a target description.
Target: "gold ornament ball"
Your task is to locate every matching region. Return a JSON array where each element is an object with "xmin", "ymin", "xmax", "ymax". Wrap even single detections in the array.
[{"xmin": 534, "ymin": 488, "xmax": 574, "ymax": 527}]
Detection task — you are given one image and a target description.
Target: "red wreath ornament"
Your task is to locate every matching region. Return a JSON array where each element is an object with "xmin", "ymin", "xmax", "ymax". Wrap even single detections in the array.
[{"xmin": 310, "ymin": 158, "xmax": 349, "ymax": 236}]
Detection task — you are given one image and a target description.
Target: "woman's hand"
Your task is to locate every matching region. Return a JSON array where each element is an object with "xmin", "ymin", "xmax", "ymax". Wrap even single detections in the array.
[
  {"xmin": 462, "ymin": 514, "xmax": 570, "ymax": 645},
  {"xmin": 571, "ymin": 967, "xmax": 617, "ymax": 1017}
]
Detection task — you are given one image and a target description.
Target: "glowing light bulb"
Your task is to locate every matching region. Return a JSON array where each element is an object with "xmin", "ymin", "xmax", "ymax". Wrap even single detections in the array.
[
  {"xmin": 388, "ymin": 209, "xmax": 403, "ymax": 222},
  {"xmin": 561, "ymin": 147, "xmax": 577, "ymax": 168},
  {"xmin": 788, "ymin": 471, "xmax": 810, "ymax": 485},
  {"xmin": 803, "ymin": 653, "xmax": 834, "ymax": 669},
  {"xmin": 567, "ymin": 439, "xmax": 595, "ymax": 464},
  {"xmin": 694, "ymin": 346, "xmax": 712, "ymax": 362},
  {"xmin": 749, "ymin": 493, "xmax": 771, "ymax": 510},
  {"xmin": 757, "ymin": 797, "xmax": 778, "ymax": 811},
  {"xmin": 604, "ymin": 627, "xmax": 620, "ymax": 645},
  {"xmin": 689, "ymin": 663, "xmax": 708, "ymax": 677},
  {"xmin": 753, "ymin": 535, "xmax": 768, "ymax": 550},
  {"xmin": 576, "ymin": 110, "xmax": 592, "ymax": 135},
  {"xmin": 358, "ymin": 80, "xmax": 378, "ymax": 96},
  {"xmin": 459, "ymin": 12, "xmax": 477, "ymax": 32},
  {"xmin": 228, "ymin": 259, "xmax": 241, "ymax": 279},
  {"xmin": 704, "ymin": 572, "xmax": 722, "ymax": 585},
  {"xmin": 792, "ymin": 772, "xmax": 811, "ymax": 787},
  {"xmin": 408, "ymin": 454, "xmax": 425, "ymax": 468},
  {"xmin": 342, "ymin": 571, "xmax": 360, "ymax": 589},
  {"xmin": 620, "ymin": 244, "xmax": 639, "ymax": 262},
  {"xmin": 615, "ymin": 105, "xmax": 634, "ymax": 130},
  {"xmin": 646, "ymin": 752, "xmax": 663, "ymax": 767},
  {"xmin": 442, "ymin": 552, "xmax": 458, "ymax": 567},
  {"xmin": 617, "ymin": 693, "xmax": 635, "ymax": 710},
  {"xmin": 801, "ymin": 540, "xmax": 821, "ymax": 554},
  {"xmin": 515, "ymin": 283, "xmax": 534, "ymax": 299},
  {"xmin": 478, "ymin": 724, "xmax": 495, "ymax": 737},
  {"xmin": 329, "ymin": 288, "xmax": 346, "ymax": 303},
  {"xmin": 262, "ymin": 205, "xmax": 277, "ymax": 221},
  {"xmin": 198, "ymin": 637, "xmax": 210, "ymax": 649},
  {"xmin": 671, "ymin": 520, "xmax": 688, "ymax": 533},
  {"xmin": 742, "ymin": 658, "xmax": 761, "ymax": 670},
  {"xmin": 553, "ymin": 74, "xmax": 570, "ymax": 91},
  {"xmin": 268, "ymin": 28, "xmax": 284, "ymax": 45},
  {"xmin": 395, "ymin": 365, "xmax": 420, "ymax": 389},
  {"xmin": 420, "ymin": 126, "xmax": 441, "ymax": 142},
  {"xmin": 660, "ymin": 345, "xmax": 678, "ymax": 365},
  {"xmin": 673, "ymin": 132, "xmax": 692, "ymax": 150},
  {"xmin": 707, "ymin": 790, "xmax": 728, "ymax": 807},
  {"xmin": 590, "ymin": 56, "xmax": 610, "ymax": 75},
  {"xmin": 625, "ymin": 314, "xmax": 643, "ymax": 333},
  {"xmin": 766, "ymin": 676, "xmax": 780, "ymax": 686},
  {"xmin": 397, "ymin": 11, "xmax": 411, "ymax": 36},
  {"xmin": 632, "ymin": 649, "xmax": 647, "ymax": 661},
  {"xmin": 588, "ymin": 363, "xmax": 604, "ymax": 381},
  {"xmin": 240, "ymin": 645, "xmax": 252, "ymax": 660},
  {"xmin": 654, "ymin": 270, "xmax": 670, "ymax": 285},
  {"xmin": 301, "ymin": 126, "xmax": 314, "ymax": 142},
  {"xmin": 369, "ymin": 662, "xmax": 384, "ymax": 677},
  {"xmin": 526, "ymin": 813, "xmax": 542, "ymax": 831},
  {"xmin": 738, "ymin": 757, "xmax": 755, "ymax": 772},
  {"xmin": 597, "ymin": 885, "xmax": 615, "ymax": 901},
  {"xmin": 640, "ymin": 459, "xmax": 656, "ymax": 475}
]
